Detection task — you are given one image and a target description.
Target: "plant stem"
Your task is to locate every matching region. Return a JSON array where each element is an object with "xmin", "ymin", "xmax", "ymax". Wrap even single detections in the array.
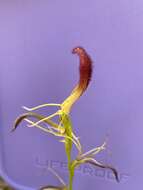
[{"xmin": 68, "ymin": 165, "xmax": 75, "ymax": 190}]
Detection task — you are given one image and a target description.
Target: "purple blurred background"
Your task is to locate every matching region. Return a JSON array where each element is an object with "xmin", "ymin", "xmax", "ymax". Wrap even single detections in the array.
[{"xmin": 0, "ymin": 0, "xmax": 143, "ymax": 189}]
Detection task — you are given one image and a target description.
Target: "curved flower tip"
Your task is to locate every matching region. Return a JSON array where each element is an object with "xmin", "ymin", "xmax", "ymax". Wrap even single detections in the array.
[
  {"xmin": 61, "ymin": 47, "xmax": 93, "ymax": 114},
  {"xmin": 72, "ymin": 46, "xmax": 93, "ymax": 94},
  {"xmin": 86, "ymin": 159, "xmax": 119, "ymax": 182}
]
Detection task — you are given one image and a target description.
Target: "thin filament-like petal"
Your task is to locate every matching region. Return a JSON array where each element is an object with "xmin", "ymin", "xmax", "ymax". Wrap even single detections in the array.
[
  {"xmin": 22, "ymin": 103, "xmax": 61, "ymax": 111},
  {"xmin": 28, "ymin": 112, "xmax": 60, "ymax": 127},
  {"xmin": 12, "ymin": 112, "xmax": 62, "ymax": 132},
  {"xmin": 48, "ymin": 167, "xmax": 66, "ymax": 186},
  {"xmin": 25, "ymin": 118, "xmax": 81, "ymax": 152},
  {"xmin": 83, "ymin": 157, "xmax": 119, "ymax": 182},
  {"xmin": 78, "ymin": 141, "xmax": 106, "ymax": 159}
]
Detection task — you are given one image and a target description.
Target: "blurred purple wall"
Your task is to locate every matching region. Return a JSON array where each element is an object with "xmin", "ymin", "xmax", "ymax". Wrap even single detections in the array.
[{"xmin": 0, "ymin": 1, "xmax": 143, "ymax": 189}]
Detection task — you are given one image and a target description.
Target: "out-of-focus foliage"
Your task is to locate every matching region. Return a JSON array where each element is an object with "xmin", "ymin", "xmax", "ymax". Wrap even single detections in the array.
[{"xmin": 0, "ymin": 177, "xmax": 13, "ymax": 190}]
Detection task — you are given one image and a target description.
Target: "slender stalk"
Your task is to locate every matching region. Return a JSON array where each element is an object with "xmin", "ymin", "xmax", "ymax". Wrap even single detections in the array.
[{"xmin": 68, "ymin": 166, "xmax": 74, "ymax": 190}]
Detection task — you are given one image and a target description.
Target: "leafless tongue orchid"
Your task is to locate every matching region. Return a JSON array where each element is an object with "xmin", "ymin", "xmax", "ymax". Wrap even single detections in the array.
[{"xmin": 12, "ymin": 47, "xmax": 119, "ymax": 190}]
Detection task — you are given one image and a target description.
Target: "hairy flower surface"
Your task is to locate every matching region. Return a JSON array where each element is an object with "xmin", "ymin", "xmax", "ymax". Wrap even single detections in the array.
[{"xmin": 61, "ymin": 46, "xmax": 92, "ymax": 114}]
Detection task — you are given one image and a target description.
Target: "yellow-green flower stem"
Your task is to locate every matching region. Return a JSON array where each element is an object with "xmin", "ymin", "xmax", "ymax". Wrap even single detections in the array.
[
  {"xmin": 60, "ymin": 113, "xmax": 74, "ymax": 190},
  {"xmin": 61, "ymin": 85, "xmax": 83, "ymax": 115}
]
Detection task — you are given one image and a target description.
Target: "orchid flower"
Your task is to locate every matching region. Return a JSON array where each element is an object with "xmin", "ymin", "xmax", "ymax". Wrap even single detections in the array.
[{"xmin": 12, "ymin": 47, "xmax": 119, "ymax": 190}]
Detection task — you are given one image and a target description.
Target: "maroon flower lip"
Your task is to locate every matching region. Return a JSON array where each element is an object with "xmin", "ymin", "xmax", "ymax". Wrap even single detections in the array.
[
  {"xmin": 72, "ymin": 46, "xmax": 93, "ymax": 96},
  {"xmin": 61, "ymin": 47, "xmax": 93, "ymax": 113}
]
